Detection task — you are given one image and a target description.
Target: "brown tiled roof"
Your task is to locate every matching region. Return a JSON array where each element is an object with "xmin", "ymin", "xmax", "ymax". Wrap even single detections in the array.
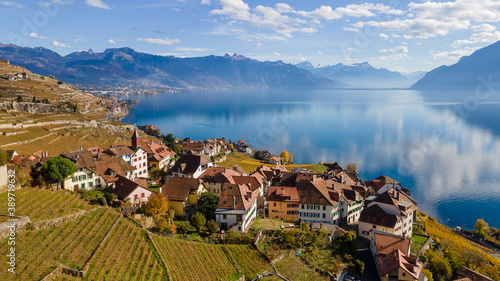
[
  {"xmin": 111, "ymin": 175, "xmax": 151, "ymax": 201},
  {"xmin": 199, "ymin": 166, "xmax": 227, "ymax": 178},
  {"xmin": 86, "ymin": 146, "xmax": 104, "ymax": 156},
  {"xmin": 373, "ymin": 231, "xmax": 410, "ymax": 256},
  {"xmin": 218, "ymin": 183, "xmax": 257, "ymax": 211},
  {"xmin": 296, "ymin": 172, "xmax": 317, "ymax": 183},
  {"xmin": 276, "ymin": 172, "xmax": 298, "ymax": 186},
  {"xmin": 62, "ymin": 150, "xmax": 97, "ymax": 170},
  {"xmin": 182, "ymin": 142, "xmax": 205, "ymax": 151},
  {"xmin": 296, "ymin": 178, "xmax": 339, "ymax": 206},
  {"xmin": 372, "ymin": 189, "xmax": 417, "ymax": 215},
  {"xmin": 367, "ymin": 175, "xmax": 401, "ymax": 192},
  {"xmin": 171, "ymin": 154, "xmax": 211, "ymax": 176},
  {"xmin": 268, "ymin": 186, "xmax": 299, "ymax": 202},
  {"xmin": 375, "ymin": 249, "xmax": 422, "ymax": 279},
  {"xmin": 94, "ymin": 154, "xmax": 134, "ymax": 183},
  {"xmin": 106, "ymin": 145, "xmax": 134, "ymax": 156},
  {"xmin": 161, "ymin": 176, "xmax": 202, "ymax": 201},
  {"xmin": 231, "ymin": 165, "xmax": 247, "ymax": 175},
  {"xmin": 359, "ymin": 204, "xmax": 399, "ymax": 228},
  {"xmin": 233, "ymin": 176, "xmax": 262, "ymax": 192}
]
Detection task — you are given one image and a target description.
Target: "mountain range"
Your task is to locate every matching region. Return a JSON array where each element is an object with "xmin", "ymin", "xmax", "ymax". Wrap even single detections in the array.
[
  {"xmin": 0, "ymin": 44, "xmax": 337, "ymax": 90},
  {"xmin": 412, "ymin": 41, "xmax": 500, "ymax": 91},
  {"xmin": 295, "ymin": 61, "xmax": 419, "ymax": 88}
]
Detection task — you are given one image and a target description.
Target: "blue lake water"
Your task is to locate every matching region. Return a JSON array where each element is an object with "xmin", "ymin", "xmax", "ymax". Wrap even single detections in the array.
[{"xmin": 122, "ymin": 89, "xmax": 500, "ymax": 228}]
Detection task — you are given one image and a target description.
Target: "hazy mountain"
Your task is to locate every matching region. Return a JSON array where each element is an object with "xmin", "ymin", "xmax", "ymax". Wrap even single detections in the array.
[
  {"xmin": 0, "ymin": 44, "xmax": 337, "ymax": 90},
  {"xmin": 412, "ymin": 41, "xmax": 500, "ymax": 91},
  {"xmin": 404, "ymin": 70, "xmax": 427, "ymax": 81},
  {"xmin": 296, "ymin": 61, "xmax": 412, "ymax": 88}
]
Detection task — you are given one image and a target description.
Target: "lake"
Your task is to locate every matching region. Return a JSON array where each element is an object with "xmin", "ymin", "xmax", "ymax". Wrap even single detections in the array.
[{"xmin": 122, "ymin": 88, "xmax": 500, "ymax": 228}]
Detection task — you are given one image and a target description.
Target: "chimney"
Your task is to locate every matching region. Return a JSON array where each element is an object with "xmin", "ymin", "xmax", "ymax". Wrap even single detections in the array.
[
  {"xmin": 233, "ymin": 196, "xmax": 236, "ymax": 209},
  {"xmin": 97, "ymin": 151, "xmax": 101, "ymax": 159},
  {"xmin": 396, "ymin": 190, "xmax": 400, "ymax": 201},
  {"xmin": 45, "ymin": 151, "xmax": 48, "ymax": 157},
  {"xmin": 158, "ymin": 186, "xmax": 162, "ymax": 194}
]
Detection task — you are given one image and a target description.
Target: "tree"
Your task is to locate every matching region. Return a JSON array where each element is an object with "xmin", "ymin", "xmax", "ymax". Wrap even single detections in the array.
[
  {"xmin": 426, "ymin": 250, "xmax": 452, "ymax": 280},
  {"xmin": 40, "ymin": 156, "xmax": 77, "ymax": 189},
  {"xmin": 348, "ymin": 259, "xmax": 364, "ymax": 275},
  {"xmin": 190, "ymin": 212, "xmax": 206, "ymax": 233},
  {"xmin": 32, "ymin": 96, "xmax": 36, "ymax": 103},
  {"xmin": 17, "ymin": 95, "xmax": 22, "ymax": 102},
  {"xmin": 150, "ymin": 168, "xmax": 168, "ymax": 184},
  {"xmin": 155, "ymin": 216, "xmax": 169, "ymax": 231},
  {"xmin": 197, "ymin": 192, "xmax": 219, "ymax": 220},
  {"xmin": 144, "ymin": 193, "xmax": 169, "ymax": 219},
  {"xmin": 163, "ymin": 133, "xmax": 180, "ymax": 154},
  {"xmin": 176, "ymin": 221, "xmax": 191, "ymax": 234},
  {"xmin": 347, "ymin": 162, "xmax": 358, "ymax": 173},
  {"xmin": 475, "ymin": 219, "xmax": 489, "ymax": 238},
  {"xmin": 280, "ymin": 150, "xmax": 290, "ymax": 162},
  {"xmin": 206, "ymin": 219, "xmax": 219, "ymax": 235}
]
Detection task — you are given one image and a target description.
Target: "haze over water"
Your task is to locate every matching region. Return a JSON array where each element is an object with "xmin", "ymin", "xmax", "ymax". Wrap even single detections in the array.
[{"xmin": 123, "ymin": 89, "xmax": 500, "ymax": 229}]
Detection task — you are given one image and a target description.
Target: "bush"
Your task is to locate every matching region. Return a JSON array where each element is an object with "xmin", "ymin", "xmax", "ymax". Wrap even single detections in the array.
[
  {"xmin": 97, "ymin": 196, "xmax": 107, "ymax": 206},
  {"xmin": 176, "ymin": 221, "xmax": 192, "ymax": 234},
  {"xmin": 206, "ymin": 219, "xmax": 219, "ymax": 235}
]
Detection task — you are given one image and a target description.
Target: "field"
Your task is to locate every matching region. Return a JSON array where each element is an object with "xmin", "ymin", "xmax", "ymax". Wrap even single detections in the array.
[
  {"xmin": 0, "ymin": 208, "xmax": 120, "ymax": 281},
  {"xmin": 219, "ymin": 151, "xmax": 328, "ymax": 174},
  {"xmin": 0, "ymin": 187, "xmax": 94, "ymax": 222},
  {"xmin": 226, "ymin": 244, "xmax": 274, "ymax": 280},
  {"xmin": 153, "ymin": 235, "xmax": 240, "ymax": 281},
  {"xmin": 81, "ymin": 218, "xmax": 167, "ymax": 281},
  {"xmin": 274, "ymin": 254, "xmax": 330, "ymax": 281},
  {"xmin": 410, "ymin": 234, "xmax": 430, "ymax": 253}
]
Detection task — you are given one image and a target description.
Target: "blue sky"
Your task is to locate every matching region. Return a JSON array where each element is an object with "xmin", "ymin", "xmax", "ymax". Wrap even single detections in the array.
[{"xmin": 1, "ymin": 0, "xmax": 500, "ymax": 73}]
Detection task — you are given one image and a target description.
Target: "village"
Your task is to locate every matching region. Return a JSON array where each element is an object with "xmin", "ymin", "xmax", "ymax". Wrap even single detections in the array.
[{"xmin": 3, "ymin": 124, "xmax": 496, "ymax": 281}]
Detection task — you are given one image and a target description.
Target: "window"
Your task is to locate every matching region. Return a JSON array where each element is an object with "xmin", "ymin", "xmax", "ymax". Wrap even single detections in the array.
[
  {"xmin": 322, "ymin": 213, "xmax": 326, "ymax": 218},
  {"xmin": 323, "ymin": 206, "xmax": 326, "ymax": 210},
  {"xmin": 301, "ymin": 204, "xmax": 304, "ymax": 209},
  {"xmin": 373, "ymin": 224, "xmax": 377, "ymax": 229},
  {"xmin": 141, "ymin": 193, "xmax": 145, "ymax": 198},
  {"xmin": 222, "ymin": 214, "xmax": 227, "ymax": 219},
  {"xmin": 89, "ymin": 182, "xmax": 93, "ymax": 187},
  {"xmin": 88, "ymin": 173, "xmax": 93, "ymax": 179},
  {"xmin": 134, "ymin": 194, "xmax": 138, "ymax": 200},
  {"xmin": 82, "ymin": 174, "xmax": 87, "ymax": 180},
  {"xmin": 273, "ymin": 202, "xmax": 277, "ymax": 207},
  {"xmin": 81, "ymin": 183, "xmax": 85, "ymax": 189}
]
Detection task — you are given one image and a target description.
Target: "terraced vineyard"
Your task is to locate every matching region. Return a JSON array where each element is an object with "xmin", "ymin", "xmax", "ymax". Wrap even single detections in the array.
[
  {"xmin": 0, "ymin": 187, "xmax": 94, "ymax": 222},
  {"xmin": 226, "ymin": 244, "xmax": 274, "ymax": 280},
  {"xmin": 274, "ymin": 255, "xmax": 330, "ymax": 281},
  {"xmin": 82, "ymin": 218, "xmax": 167, "ymax": 281},
  {"xmin": 0, "ymin": 208, "xmax": 119, "ymax": 281},
  {"xmin": 153, "ymin": 236, "xmax": 240, "ymax": 281}
]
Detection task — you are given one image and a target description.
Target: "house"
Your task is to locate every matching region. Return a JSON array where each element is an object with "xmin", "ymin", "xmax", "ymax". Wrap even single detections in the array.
[
  {"xmin": 140, "ymin": 139, "xmax": 176, "ymax": 171},
  {"xmin": 216, "ymin": 183, "xmax": 258, "ymax": 234},
  {"xmin": 328, "ymin": 181, "xmax": 365, "ymax": 225},
  {"xmin": 367, "ymin": 189, "xmax": 417, "ymax": 238},
  {"xmin": 454, "ymin": 267, "xmax": 494, "ymax": 281},
  {"xmin": 105, "ymin": 128, "xmax": 148, "ymax": 178},
  {"xmin": 182, "ymin": 142, "xmax": 205, "ymax": 155},
  {"xmin": 171, "ymin": 152, "xmax": 213, "ymax": 178},
  {"xmin": 267, "ymin": 156, "xmax": 282, "ymax": 165},
  {"xmin": 61, "ymin": 150, "xmax": 97, "ymax": 191},
  {"xmin": 374, "ymin": 248, "xmax": 422, "ymax": 281},
  {"xmin": 310, "ymin": 222, "xmax": 346, "ymax": 241},
  {"xmin": 5, "ymin": 150, "xmax": 19, "ymax": 161},
  {"xmin": 296, "ymin": 179, "xmax": 341, "ymax": 224},
  {"xmin": 108, "ymin": 175, "xmax": 154, "ymax": 206},
  {"xmin": 199, "ymin": 166, "xmax": 241, "ymax": 195},
  {"xmin": 370, "ymin": 230, "xmax": 411, "ymax": 258},
  {"xmin": 256, "ymin": 150, "xmax": 271, "ymax": 160},
  {"xmin": 268, "ymin": 186, "xmax": 300, "ymax": 221},
  {"xmin": 358, "ymin": 204, "xmax": 403, "ymax": 240},
  {"xmin": 160, "ymin": 177, "xmax": 206, "ymax": 217},
  {"xmin": 365, "ymin": 175, "xmax": 403, "ymax": 195},
  {"xmin": 94, "ymin": 153, "xmax": 135, "ymax": 188}
]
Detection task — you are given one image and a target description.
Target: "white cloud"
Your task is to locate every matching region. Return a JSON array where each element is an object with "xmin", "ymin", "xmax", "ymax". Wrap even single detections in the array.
[
  {"xmin": 52, "ymin": 41, "xmax": 70, "ymax": 48},
  {"xmin": 343, "ymin": 27, "xmax": 358, "ymax": 32},
  {"xmin": 29, "ymin": 33, "xmax": 47, "ymax": 39},
  {"xmin": 108, "ymin": 39, "xmax": 116, "ymax": 44},
  {"xmin": 391, "ymin": 33, "xmax": 401, "ymax": 38},
  {"xmin": 85, "ymin": 0, "xmax": 110, "ymax": 9},
  {"xmin": 137, "ymin": 37, "xmax": 181, "ymax": 45},
  {"xmin": 175, "ymin": 47, "xmax": 208, "ymax": 52},
  {"xmin": 317, "ymin": 51, "xmax": 323, "ymax": 55},
  {"xmin": 201, "ymin": 0, "xmax": 211, "ymax": 5},
  {"xmin": 452, "ymin": 31, "xmax": 500, "ymax": 47},
  {"xmin": 297, "ymin": 3, "xmax": 404, "ymax": 20},
  {"xmin": 379, "ymin": 33, "xmax": 389, "ymax": 40},
  {"xmin": 0, "ymin": 1, "xmax": 24, "ymax": 8},
  {"xmin": 472, "ymin": 24, "xmax": 496, "ymax": 32},
  {"xmin": 430, "ymin": 48, "xmax": 477, "ymax": 60},
  {"xmin": 273, "ymin": 52, "xmax": 282, "ymax": 56},
  {"xmin": 379, "ymin": 46, "xmax": 408, "ymax": 54}
]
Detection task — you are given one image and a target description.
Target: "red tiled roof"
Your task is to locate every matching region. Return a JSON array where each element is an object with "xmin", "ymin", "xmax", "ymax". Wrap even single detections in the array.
[
  {"xmin": 376, "ymin": 249, "xmax": 422, "ymax": 279},
  {"xmin": 182, "ymin": 142, "xmax": 205, "ymax": 151},
  {"xmin": 359, "ymin": 204, "xmax": 399, "ymax": 228},
  {"xmin": 296, "ymin": 178, "xmax": 340, "ymax": 206},
  {"xmin": 268, "ymin": 186, "xmax": 299, "ymax": 202},
  {"xmin": 373, "ymin": 231, "xmax": 410, "ymax": 256},
  {"xmin": 233, "ymin": 175, "xmax": 262, "ymax": 192}
]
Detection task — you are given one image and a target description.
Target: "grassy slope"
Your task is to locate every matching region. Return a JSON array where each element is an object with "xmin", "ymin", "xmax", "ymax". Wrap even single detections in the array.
[{"xmin": 219, "ymin": 151, "xmax": 328, "ymax": 174}]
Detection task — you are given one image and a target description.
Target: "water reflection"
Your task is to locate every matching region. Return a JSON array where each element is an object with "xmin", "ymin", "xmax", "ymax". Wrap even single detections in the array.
[{"xmin": 122, "ymin": 89, "xmax": 500, "ymax": 228}]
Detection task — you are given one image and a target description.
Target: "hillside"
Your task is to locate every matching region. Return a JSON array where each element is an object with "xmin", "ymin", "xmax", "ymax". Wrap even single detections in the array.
[
  {"xmin": 0, "ymin": 44, "xmax": 338, "ymax": 90},
  {"xmin": 296, "ymin": 61, "xmax": 412, "ymax": 88},
  {"xmin": 0, "ymin": 59, "xmax": 158, "ymax": 156},
  {"xmin": 412, "ymin": 41, "xmax": 500, "ymax": 91}
]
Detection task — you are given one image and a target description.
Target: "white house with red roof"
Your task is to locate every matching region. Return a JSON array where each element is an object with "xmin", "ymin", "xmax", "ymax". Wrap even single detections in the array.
[{"xmin": 215, "ymin": 183, "xmax": 258, "ymax": 234}]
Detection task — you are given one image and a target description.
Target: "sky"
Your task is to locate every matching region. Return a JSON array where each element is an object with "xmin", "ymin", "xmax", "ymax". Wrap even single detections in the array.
[{"xmin": 1, "ymin": 0, "xmax": 500, "ymax": 73}]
